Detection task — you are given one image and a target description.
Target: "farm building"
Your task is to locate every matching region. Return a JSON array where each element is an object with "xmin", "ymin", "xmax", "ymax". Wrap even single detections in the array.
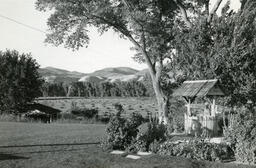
[
  {"xmin": 25, "ymin": 103, "xmax": 61, "ymax": 123},
  {"xmin": 172, "ymin": 79, "xmax": 225, "ymax": 136}
]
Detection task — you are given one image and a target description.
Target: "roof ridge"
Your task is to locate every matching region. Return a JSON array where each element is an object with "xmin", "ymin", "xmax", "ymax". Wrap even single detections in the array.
[{"xmin": 184, "ymin": 79, "xmax": 218, "ymax": 83}]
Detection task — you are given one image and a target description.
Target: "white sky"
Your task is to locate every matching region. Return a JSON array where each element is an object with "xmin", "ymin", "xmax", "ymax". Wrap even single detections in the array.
[{"xmin": 0, "ymin": 0, "xmax": 240, "ymax": 73}]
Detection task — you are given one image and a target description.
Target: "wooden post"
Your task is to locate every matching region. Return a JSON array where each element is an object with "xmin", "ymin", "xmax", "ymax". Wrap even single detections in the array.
[
  {"xmin": 187, "ymin": 98, "xmax": 191, "ymax": 116},
  {"xmin": 211, "ymin": 98, "xmax": 216, "ymax": 117}
]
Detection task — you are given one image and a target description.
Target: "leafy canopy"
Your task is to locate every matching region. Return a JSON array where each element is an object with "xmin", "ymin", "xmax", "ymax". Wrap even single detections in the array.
[
  {"xmin": 0, "ymin": 50, "xmax": 43, "ymax": 114},
  {"xmin": 172, "ymin": 0, "xmax": 256, "ymax": 106},
  {"xmin": 36, "ymin": 0, "xmax": 179, "ymax": 65}
]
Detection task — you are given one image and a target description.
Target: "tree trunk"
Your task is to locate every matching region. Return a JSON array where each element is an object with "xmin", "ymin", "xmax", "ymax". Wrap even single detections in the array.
[
  {"xmin": 126, "ymin": 33, "xmax": 169, "ymax": 124},
  {"xmin": 151, "ymin": 76, "xmax": 169, "ymax": 124}
]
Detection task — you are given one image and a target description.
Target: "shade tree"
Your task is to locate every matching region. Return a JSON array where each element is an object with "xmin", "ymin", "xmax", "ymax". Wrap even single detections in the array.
[
  {"xmin": 36, "ymin": 0, "xmax": 227, "ymax": 123},
  {"xmin": 0, "ymin": 50, "xmax": 43, "ymax": 114}
]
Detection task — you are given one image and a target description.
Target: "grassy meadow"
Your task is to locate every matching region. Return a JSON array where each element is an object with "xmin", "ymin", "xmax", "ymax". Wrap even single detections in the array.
[
  {"xmin": 0, "ymin": 121, "xmax": 254, "ymax": 168},
  {"xmin": 36, "ymin": 97, "xmax": 158, "ymax": 117}
]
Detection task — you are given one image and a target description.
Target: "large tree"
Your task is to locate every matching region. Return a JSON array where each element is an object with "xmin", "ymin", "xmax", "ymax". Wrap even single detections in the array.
[
  {"xmin": 36, "ymin": 0, "xmax": 225, "ymax": 123},
  {"xmin": 0, "ymin": 50, "xmax": 43, "ymax": 114},
  {"xmin": 172, "ymin": 0, "xmax": 256, "ymax": 106}
]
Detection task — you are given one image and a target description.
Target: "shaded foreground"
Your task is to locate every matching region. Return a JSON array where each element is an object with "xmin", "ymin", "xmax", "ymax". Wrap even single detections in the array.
[{"xmin": 0, "ymin": 122, "xmax": 253, "ymax": 168}]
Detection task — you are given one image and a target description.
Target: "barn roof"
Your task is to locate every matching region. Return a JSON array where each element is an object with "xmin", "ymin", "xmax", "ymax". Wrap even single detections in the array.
[{"xmin": 172, "ymin": 79, "xmax": 224, "ymax": 97}]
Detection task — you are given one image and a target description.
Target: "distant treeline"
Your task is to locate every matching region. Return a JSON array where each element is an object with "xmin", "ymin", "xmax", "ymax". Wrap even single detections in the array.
[{"xmin": 40, "ymin": 80, "xmax": 154, "ymax": 97}]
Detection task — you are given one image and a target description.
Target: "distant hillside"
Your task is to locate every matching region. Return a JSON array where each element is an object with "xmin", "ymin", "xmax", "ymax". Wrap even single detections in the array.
[
  {"xmin": 38, "ymin": 67, "xmax": 87, "ymax": 83},
  {"xmin": 91, "ymin": 67, "xmax": 139, "ymax": 77},
  {"xmin": 39, "ymin": 66, "xmax": 148, "ymax": 83}
]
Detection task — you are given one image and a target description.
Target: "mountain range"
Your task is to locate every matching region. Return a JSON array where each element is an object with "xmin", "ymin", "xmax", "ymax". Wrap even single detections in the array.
[{"xmin": 38, "ymin": 66, "xmax": 149, "ymax": 83}]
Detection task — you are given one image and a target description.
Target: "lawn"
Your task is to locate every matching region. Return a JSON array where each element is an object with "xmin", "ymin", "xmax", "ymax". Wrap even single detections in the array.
[{"xmin": 0, "ymin": 122, "xmax": 254, "ymax": 168}]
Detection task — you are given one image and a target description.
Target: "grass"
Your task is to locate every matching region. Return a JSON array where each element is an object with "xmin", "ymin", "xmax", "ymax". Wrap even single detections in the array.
[
  {"xmin": 36, "ymin": 97, "xmax": 158, "ymax": 117},
  {"xmin": 0, "ymin": 122, "xmax": 254, "ymax": 168}
]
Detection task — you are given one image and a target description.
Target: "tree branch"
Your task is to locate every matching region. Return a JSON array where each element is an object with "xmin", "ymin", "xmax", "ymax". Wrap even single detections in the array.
[
  {"xmin": 205, "ymin": 0, "xmax": 210, "ymax": 16},
  {"xmin": 174, "ymin": 0, "xmax": 192, "ymax": 28},
  {"xmin": 128, "ymin": 35, "xmax": 156, "ymax": 76},
  {"xmin": 121, "ymin": 0, "xmax": 156, "ymax": 76},
  {"xmin": 207, "ymin": 0, "xmax": 223, "ymax": 23}
]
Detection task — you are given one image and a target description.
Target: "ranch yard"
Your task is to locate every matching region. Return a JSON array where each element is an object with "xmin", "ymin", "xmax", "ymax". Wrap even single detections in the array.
[{"xmin": 0, "ymin": 122, "xmax": 254, "ymax": 168}]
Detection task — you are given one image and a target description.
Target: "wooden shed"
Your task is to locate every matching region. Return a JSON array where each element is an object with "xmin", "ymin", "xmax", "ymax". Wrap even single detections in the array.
[
  {"xmin": 25, "ymin": 103, "xmax": 61, "ymax": 123},
  {"xmin": 172, "ymin": 79, "xmax": 225, "ymax": 136}
]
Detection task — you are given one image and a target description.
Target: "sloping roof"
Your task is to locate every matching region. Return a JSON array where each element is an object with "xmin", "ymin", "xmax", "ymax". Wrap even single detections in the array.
[
  {"xmin": 26, "ymin": 103, "xmax": 61, "ymax": 114},
  {"xmin": 172, "ymin": 79, "xmax": 224, "ymax": 97}
]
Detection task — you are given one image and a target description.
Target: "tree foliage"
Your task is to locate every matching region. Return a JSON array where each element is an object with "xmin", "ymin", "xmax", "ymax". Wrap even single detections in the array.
[
  {"xmin": 0, "ymin": 50, "xmax": 43, "ymax": 114},
  {"xmin": 172, "ymin": 0, "xmax": 256, "ymax": 106},
  {"xmin": 40, "ymin": 80, "xmax": 152, "ymax": 97},
  {"xmin": 35, "ymin": 0, "xmax": 181, "ymax": 123},
  {"xmin": 36, "ymin": 0, "xmax": 244, "ymax": 123}
]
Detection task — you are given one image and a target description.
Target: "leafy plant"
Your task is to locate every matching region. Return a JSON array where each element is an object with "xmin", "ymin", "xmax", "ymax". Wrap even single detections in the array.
[
  {"xmin": 223, "ymin": 107, "xmax": 256, "ymax": 164},
  {"xmin": 113, "ymin": 103, "xmax": 124, "ymax": 116},
  {"xmin": 101, "ymin": 110, "xmax": 143, "ymax": 151},
  {"xmin": 71, "ymin": 108, "xmax": 98, "ymax": 119},
  {"xmin": 128, "ymin": 118, "xmax": 167, "ymax": 153},
  {"xmin": 158, "ymin": 138, "xmax": 233, "ymax": 162}
]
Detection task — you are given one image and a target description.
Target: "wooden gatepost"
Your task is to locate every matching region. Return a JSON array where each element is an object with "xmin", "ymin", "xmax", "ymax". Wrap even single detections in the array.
[{"xmin": 172, "ymin": 79, "xmax": 225, "ymax": 137}]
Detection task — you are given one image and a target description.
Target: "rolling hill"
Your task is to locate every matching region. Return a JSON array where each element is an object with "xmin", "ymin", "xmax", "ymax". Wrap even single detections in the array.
[
  {"xmin": 38, "ymin": 67, "xmax": 87, "ymax": 83},
  {"xmin": 39, "ymin": 66, "xmax": 148, "ymax": 83}
]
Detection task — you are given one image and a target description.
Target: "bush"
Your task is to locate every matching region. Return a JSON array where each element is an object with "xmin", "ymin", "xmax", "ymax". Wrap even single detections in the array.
[
  {"xmin": 158, "ymin": 138, "xmax": 233, "ymax": 162},
  {"xmin": 167, "ymin": 98, "xmax": 185, "ymax": 134},
  {"xmin": 113, "ymin": 103, "xmax": 124, "ymax": 116},
  {"xmin": 71, "ymin": 107, "xmax": 98, "ymax": 119},
  {"xmin": 101, "ymin": 112, "xmax": 144, "ymax": 151},
  {"xmin": 127, "ymin": 118, "xmax": 167, "ymax": 153},
  {"xmin": 223, "ymin": 108, "xmax": 256, "ymax": 164},
  {"xmin": 98, "ymin": 112, "xmax": 112, "ymax": 123}
]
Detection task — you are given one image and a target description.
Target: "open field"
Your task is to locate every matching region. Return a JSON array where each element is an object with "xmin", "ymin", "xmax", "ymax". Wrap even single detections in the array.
[
  {"xmin": 0, "ymin": 122, "xmax": 254, "ymax": 168},
  {"xmin": 36, "ymin": 97, "xmax": 159, "ymax": 117}
]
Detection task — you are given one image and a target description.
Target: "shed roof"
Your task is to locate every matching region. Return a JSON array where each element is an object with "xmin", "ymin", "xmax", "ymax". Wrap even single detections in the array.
[
  {"xmin": 26, "ymin": 103, "xmax": 61, "ymax": 114},
  {"xmin": 172, "ymin": 79, "xmax": 224, "ymax": 97}
]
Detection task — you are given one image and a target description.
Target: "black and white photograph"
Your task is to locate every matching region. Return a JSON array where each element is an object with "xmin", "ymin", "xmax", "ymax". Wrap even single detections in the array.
[{"xmin": 0, "ymin": 0, "xmax": 256, "ymax": 167}]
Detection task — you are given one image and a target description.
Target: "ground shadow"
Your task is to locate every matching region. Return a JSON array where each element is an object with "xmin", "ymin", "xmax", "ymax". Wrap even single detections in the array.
[
  {"xmin": 14, "ymin": 147, "xmax": 92, "ymax": 155},
  {"xmin": 0, "ymin": 142, "xmax": 100, "ymax": 148},
  {"xmin": 0, "ymin": 153, "xmax": 29, "ymax": 161}
]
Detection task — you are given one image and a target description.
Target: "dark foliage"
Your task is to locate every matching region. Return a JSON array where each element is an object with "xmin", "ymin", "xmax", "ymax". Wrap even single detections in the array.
[
  {"xmin": 71, "ymin": 108, "xmax": 99, "ymax": 119},
  {"xmin": 223, "ymin": 107, "xmax": 256, "ymax": 164},
  {"xmin": 101, "ymin": 110, "xmax": 144, "ymax": 151},
  {"xmin": 173, "ymin": 0, "xmax": 256, "ymax": 107},
  {"xmin": 128, "ymin": 118, "xmax": 167, "ymax": 152},
  {"xmin": 0, "ymin": 50, "xmax": 43, "ymax": 114},
  {"xmin": 40, "ymin": 80, "xmax": 152, "ymax": 97},
  {"xmin": 158, "ymin": 139, "xmax": 234, "ymax": 162}
]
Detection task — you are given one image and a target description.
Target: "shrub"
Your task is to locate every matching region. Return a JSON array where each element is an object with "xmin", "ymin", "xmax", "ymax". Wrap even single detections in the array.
[
  {"xmin": 71, "ymin": 107, "xmax": 98, "ymax": 119},
  {"xmin": 158, "ymin": 138, "xmax": 233, "ymax": 162},
  {"xmin": 167, "ymin": 98, "xmax": 185, "ymax": 134},
  {"xmin": 127, "ymin": 118, "xmax": 167, "ymax": 153},
  {"xmin": 113, "ymin": 103, "xmax": 124, "ymax": 116},
  {"xmin": 223, "ymin": 108, "xmax": 256, "ymax": 164},
  {"xmin": 98, "ymin": 112, "xmax": 112, "ymax": 123},
  {"xmin": 101, "ymin": 112, "xmax": 143, "ymax": 151},
  {"xmin": 129, "ymin": 112, "xmax": 145, "ymax": 127}
]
